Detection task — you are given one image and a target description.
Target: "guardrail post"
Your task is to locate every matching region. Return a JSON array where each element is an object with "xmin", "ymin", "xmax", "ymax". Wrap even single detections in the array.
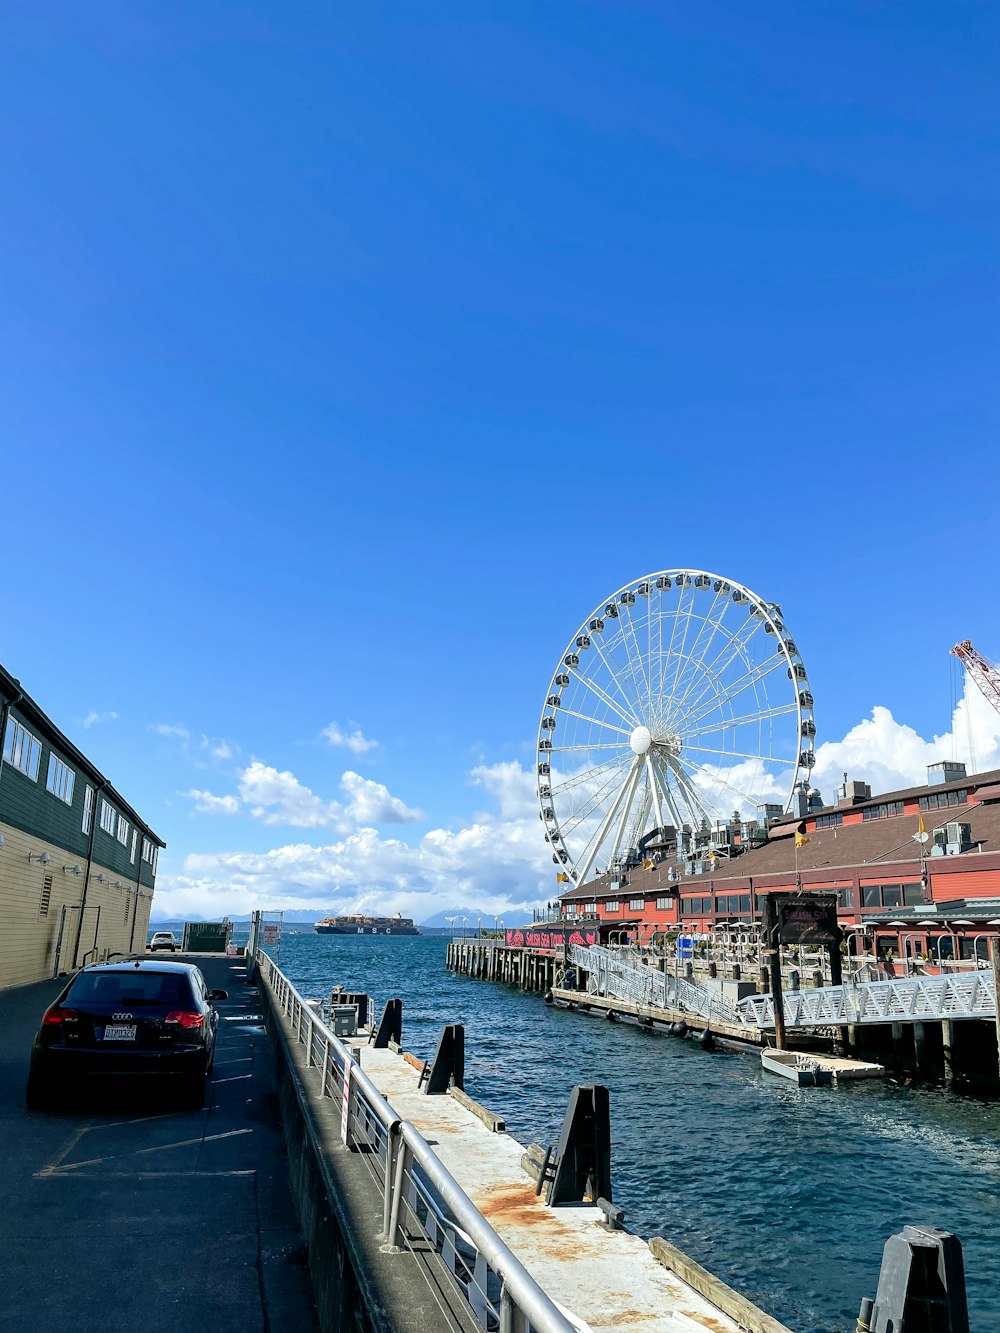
[
  {"xmin": 382, "ymin": 1121, "xmax": 400, "ymax": 1239},
  {"xmin": 386, "ymin": 1139, "xmax": 411, "ymax": 1251},
  {"xmin": 320, "ymin": 1035, "xmax": 332, "ymax": 1098}
]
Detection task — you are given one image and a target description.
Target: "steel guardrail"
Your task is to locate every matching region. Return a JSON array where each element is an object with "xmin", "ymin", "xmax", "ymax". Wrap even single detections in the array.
[{"xmin": 253, "ymin": 948, "xmax": 581, "ymax": 1333}]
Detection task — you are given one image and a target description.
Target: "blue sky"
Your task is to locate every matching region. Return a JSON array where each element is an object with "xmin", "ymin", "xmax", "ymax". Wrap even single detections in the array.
[{"xmin": 2, "ymin": 3, "xmax": 998, "ymax": 918}]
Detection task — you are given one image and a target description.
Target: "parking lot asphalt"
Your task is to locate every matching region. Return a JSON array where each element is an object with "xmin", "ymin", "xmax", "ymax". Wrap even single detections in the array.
[{"xmin": 0, "ymin": 954, "xmax": 319, "ymax": 1333}]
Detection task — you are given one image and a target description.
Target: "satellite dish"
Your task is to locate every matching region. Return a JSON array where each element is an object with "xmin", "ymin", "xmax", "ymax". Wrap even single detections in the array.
[{"xmin": 914, "ymin": 831, "xmax": 929, "ymax": 844}]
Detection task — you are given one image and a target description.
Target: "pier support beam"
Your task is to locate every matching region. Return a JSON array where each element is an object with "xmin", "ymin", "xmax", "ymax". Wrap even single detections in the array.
[{"xmin": 942, "ymin": 1019, "xmax": 955, "ymax": 1088}]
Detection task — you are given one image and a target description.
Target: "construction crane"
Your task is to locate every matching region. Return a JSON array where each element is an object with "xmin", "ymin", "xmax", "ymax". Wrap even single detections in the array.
[{"xmin": 952, "ymin": 640, "xmax": 1000, "ymax": 717}]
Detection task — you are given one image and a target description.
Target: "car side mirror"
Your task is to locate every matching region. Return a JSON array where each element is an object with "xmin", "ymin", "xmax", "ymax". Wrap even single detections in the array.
[{"xmin": 209, "ymin": 989, "xmax": 228, "ymax": 1001}]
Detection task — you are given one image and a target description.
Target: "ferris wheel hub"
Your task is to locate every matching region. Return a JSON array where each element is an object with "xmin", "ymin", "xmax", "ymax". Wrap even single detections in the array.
[
  {"xmin": 662, "ymin": 731, "xmax": 682, "ymax": 756},
  {"xmin": 629, "ymin": 726, "xmax": 652, "ymax": 755}
]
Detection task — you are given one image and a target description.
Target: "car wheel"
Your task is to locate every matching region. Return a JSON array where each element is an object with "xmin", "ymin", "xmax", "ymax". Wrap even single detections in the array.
[{"xmin": 25, "ymin": 1061, "xmax": 54, "ymax": 1112}]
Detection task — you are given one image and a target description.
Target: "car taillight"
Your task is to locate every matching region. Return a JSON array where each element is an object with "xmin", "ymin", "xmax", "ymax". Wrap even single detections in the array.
[
  {"xmin": 42, "ymin": 1007, "xmax": 79, "ymax": 1026},
  {"xmin": 164, "ymin": 1011, "xmax": 205, "ymax": 1029}
]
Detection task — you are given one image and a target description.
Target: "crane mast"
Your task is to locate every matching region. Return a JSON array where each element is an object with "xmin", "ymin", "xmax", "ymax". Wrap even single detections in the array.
[{"xmin": 952, "ymin": 640, "xmax": 1000, "ymax": 717}]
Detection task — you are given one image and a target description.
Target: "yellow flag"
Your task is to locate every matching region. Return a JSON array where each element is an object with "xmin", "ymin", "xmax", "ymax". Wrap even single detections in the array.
[
  {"xmin": 556, "ymin": 872, "xmax": 568, "ymax": 883},
  {"xmin": 643, "ymin": 857, "xmax": 654, "ymax": 870},
  {"xmin": 795, "ymin": 821, "xmax": 810, "ymax": 848},
  {"xmin": 918, "ymin": 813, "xmax": 926, "ymax": 835}
]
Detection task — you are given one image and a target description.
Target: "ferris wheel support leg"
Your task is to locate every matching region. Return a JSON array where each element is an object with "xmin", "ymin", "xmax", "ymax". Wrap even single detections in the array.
[
  {"xmin": 572, "ymin": 756, "xmax": 643, "ymax": 891},
  {"xmin": 645, "ymin": 755, "xmax": 664, "ymax": 829},
  {"xmin": 606, "ymin": 762, "xmax": 646, "ymax": 874}
]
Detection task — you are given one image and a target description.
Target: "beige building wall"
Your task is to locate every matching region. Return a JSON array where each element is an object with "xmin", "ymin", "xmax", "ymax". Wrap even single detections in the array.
[{"xmin": 0, "ymin": 821, "xmax": 155, "ymax": 990}]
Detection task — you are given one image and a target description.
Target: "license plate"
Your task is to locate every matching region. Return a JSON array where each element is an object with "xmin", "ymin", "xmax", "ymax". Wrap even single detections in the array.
[{"xmin": 102, "ymin": 1024, "xmax": 137, "ymax": 1041}]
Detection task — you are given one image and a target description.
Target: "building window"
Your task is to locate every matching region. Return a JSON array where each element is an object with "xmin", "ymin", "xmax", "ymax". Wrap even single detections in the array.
[
  {"xmin": 117, "ymin": 814, "xmax": 129, "ymax": 845},
  {"xmin": 3, "ymin": 717, "xmax": 41, "ymax": 781},
  {"xmin": 82, "ymin": 785, "xmax": 95, "ymax": 834},
  {"xmin": 130, "ymin": 829, "xmax": 137, "ymax": 864},
  {"xmin": 816, "ymin": 812, "xmax": 843, "ymax": 829},
  {"xmin": 681, "ymin": 895, "xmax": 713, "ymax": 914},
  {"xmin": 46, "ymin": 754, "xmax": 76, "ymax": 805},
  {"xmin": 837, "ymin": 885, "xmax": 855, "ymax": 909},
  {"xmin": 100, "ymin": 799, "xmax": 116, "ymax": 834},
  {"xmin": 629, "ymin": 897, "xmax": 644, "ymax": 911},
  {"xmin": 583, "ymin": 902, "xmax": 597, "ymax": 914},
  {"xmin": 861, "ymin": 801, "xmax": 905, "ymax": 821},
  {"xmin": 919, "ymin": 789, "xmax": 967, "ymax": 811},
  {"xmin": 860, "ymin": 883, "xmax": 923, "ymax": 909},
  {"xmin": 151, "ymin": 846, "xmax": 158, "ymax": 875},
  {"xmin": 605, "ymin": 900, "xmax": 620, "ymax": 912},
  {"xmin": 655, "ymin": 896, "xmax": 672, "ymax": 910},
  {"xmin": 141, "ymin": 836, "xmax": 153, "ymax": 863}
]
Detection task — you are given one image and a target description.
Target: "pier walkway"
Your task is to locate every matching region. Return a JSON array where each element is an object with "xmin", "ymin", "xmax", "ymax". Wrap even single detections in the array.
[
  {"xmin": 0, "ymin": 955, "xmax": 318, "ymax": 1333},
  {"xmin": 575, "ymin": 943, "xmax": 999, "ymax": 1032}
]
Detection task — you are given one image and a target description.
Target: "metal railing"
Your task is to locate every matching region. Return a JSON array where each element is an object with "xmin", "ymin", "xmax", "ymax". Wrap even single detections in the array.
[
  {"xmin": 253, "ymin": 949, "xmax": 581, "ymax": 1333},
  {"xmin": 739, "ymin": 970, "xmax": 998, "ymax": 1030},
  {"xmin": 570, "ymin": 944, "xmax": 745, "ymax": 1028}
]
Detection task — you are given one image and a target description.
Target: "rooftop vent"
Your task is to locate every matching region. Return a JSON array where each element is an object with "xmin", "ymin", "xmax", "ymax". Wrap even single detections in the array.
[
  {"xmin": 837, "ymin": 774, "xmax": 872, "ymax": 805},
  {"xmin": 927, "ymin": 760, "xmax": 967, "ymax": 786}
]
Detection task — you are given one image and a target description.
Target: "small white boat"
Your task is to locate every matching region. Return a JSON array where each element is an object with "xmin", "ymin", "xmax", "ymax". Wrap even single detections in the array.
[{"xmin": 761, "ymin": 1048, "xmax": 833, "ymax": 1087}]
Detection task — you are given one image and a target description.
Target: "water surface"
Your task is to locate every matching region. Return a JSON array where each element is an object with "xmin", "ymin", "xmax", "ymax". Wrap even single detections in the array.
[{"xmin": 273, "ymin": 931, "xmax": 999, "ymax": 1333}]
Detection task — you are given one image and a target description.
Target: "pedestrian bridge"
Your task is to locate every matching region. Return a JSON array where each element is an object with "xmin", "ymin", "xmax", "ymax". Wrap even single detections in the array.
[{"xmin": 571, "ymin": 945, "xmax": 998, "ymax": 1032}]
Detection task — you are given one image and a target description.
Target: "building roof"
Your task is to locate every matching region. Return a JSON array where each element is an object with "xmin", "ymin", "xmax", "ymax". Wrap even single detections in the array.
[
  {"xmin": 559, "ymin": 767, "xmax": 1000, "ymax": 899},
  {"xmin": 771, "ymin": 767, "xmax": 1000, "ymax": 826},
  {"xmin": 0, "ymin": 664, "xmax": 165, "ymax": 847}
]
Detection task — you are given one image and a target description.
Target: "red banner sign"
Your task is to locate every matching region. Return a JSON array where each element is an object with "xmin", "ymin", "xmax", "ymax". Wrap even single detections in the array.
[{"xmin": 504, "ymin": 926, "xmax": 599, "ymax": 950}]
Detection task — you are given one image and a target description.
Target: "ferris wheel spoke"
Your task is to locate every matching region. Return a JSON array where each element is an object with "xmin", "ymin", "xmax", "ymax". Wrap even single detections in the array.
[
  {"xmin": 673, "ymin": 750, "xmax": 765, "ymax": 813},
  {"xmin": 557, "ymin": 761, "xmax": 637, "ymax": 837},
  {"xmin": 663, "ymin": 753, "xmax": 714, "ymax": 826},
  {"xmin": 664, "ymin": 593, "xmax": 736, "ymax": 725},
  {"xmin": 682, "ymin": 701, "xmax": 797, "ymax": 741},
  {"xmin": 581, "ymin": 639, "xmax": 645, "ymax": 724},
  {"xmin": 555, "ymin": 707, "xmax": 633, "ymax": 737},
  {"xmin": 667, "ymin": 614, "xmax": 763, "ymax": 730},
  {"xmin": 564, "ymin": 670, "xmax": 639, "ymax": 728},
  {"xmin": 665, "ymin": 582, "xmax": 698, "ymax": 721},
  {"xmin": 681, "ymin": 655, "xmax": 785, "ymax": 734},
  {"xmin": 547, "ymin": 742, "xmax": 628, "ymax": 753},
  {"xmin": 617, "ymin": 600, "xmax": 651, "ymax": 716},
  {"xmin": 683, "ymin": 743, "xmax": 796, "ymax": 764},
  {"xmin": 571, "ymin": 756, "xmax": 644, "ymax": 889},
  {"xmin": 549, "ymin": 753, "xmax": 631, "ymax": 796}
]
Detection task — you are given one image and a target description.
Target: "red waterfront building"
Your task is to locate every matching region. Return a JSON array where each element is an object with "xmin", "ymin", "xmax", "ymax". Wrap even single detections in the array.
[{"xmin": 557, "ymin": 762, "xmax": 1000, "ymax": 964}]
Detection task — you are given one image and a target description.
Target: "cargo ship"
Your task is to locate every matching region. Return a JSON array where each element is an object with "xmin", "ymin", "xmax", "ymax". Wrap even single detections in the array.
[{"xmin": 314, "ymin": 912, "xmax": 420, "ymax": 936}]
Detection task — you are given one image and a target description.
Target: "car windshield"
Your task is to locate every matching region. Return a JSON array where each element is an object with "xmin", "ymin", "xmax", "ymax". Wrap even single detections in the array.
[
  {"xmin": 153, "ymin": 934, "xmax": 174, "ymax": 940},
  {"xmin": 67, "ymin": 971, "xmax": 194, "ymax": 1006}
]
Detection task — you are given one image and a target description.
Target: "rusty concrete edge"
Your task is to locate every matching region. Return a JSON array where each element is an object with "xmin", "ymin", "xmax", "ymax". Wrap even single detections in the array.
[
  {"xmin": 258, "ymin": 971, "xmax": 478, "ymax": 1333},
  {"xmin": 648, "ymin": 1236, "xmax": 794, "ymax": 1333},
  {"xmin": 448, "ymin": 1085, "xmax": 506, "ymax": 1133}
]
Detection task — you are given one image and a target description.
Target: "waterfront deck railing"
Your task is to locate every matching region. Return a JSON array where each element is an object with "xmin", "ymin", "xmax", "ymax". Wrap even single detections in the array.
[{"xmin": 252, "ymin": 948, "xmax": 581, "ymax": 1333}]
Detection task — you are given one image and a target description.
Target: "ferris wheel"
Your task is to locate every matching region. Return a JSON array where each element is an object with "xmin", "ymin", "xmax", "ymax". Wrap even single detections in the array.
[{"xmin": 537, "ymin": 570, "xmax": 815, "ymax": 887}]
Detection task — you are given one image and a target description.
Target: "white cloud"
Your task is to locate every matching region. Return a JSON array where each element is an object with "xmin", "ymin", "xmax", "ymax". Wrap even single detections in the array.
[
  {"xmin": 154, "ymin": 768, "xmax": 552, "ymax": 921},
  {"xmin": 153, "ymin": 723, "xmax": 191, "ymax": 740},
  {"xmin": 82, "ymin": 710, "xmax": 119, "ymax": 729},
  {"xmin": 151, "ymin": 680, "xmax": 1000, "ymax": 920},
  {"xmin": 237, "ymin": 761, "xmax": 421, "ymax": 831},
  {"xmin": 809, "ymin": 681, "xmax": 1000, "ymax": 799},
  {"xmin": 186, "ymin": 789, "xmax": 241, "ymax": 816},
  {"xmin": 321, "ymin": 722, "xmax": 379, "ymax": 755}
]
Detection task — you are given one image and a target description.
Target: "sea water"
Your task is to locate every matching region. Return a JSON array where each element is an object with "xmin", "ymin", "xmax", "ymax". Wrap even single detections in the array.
[{"xmin": 273, "ymin": 930, "xmax": 999, "ymax": 1333}]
